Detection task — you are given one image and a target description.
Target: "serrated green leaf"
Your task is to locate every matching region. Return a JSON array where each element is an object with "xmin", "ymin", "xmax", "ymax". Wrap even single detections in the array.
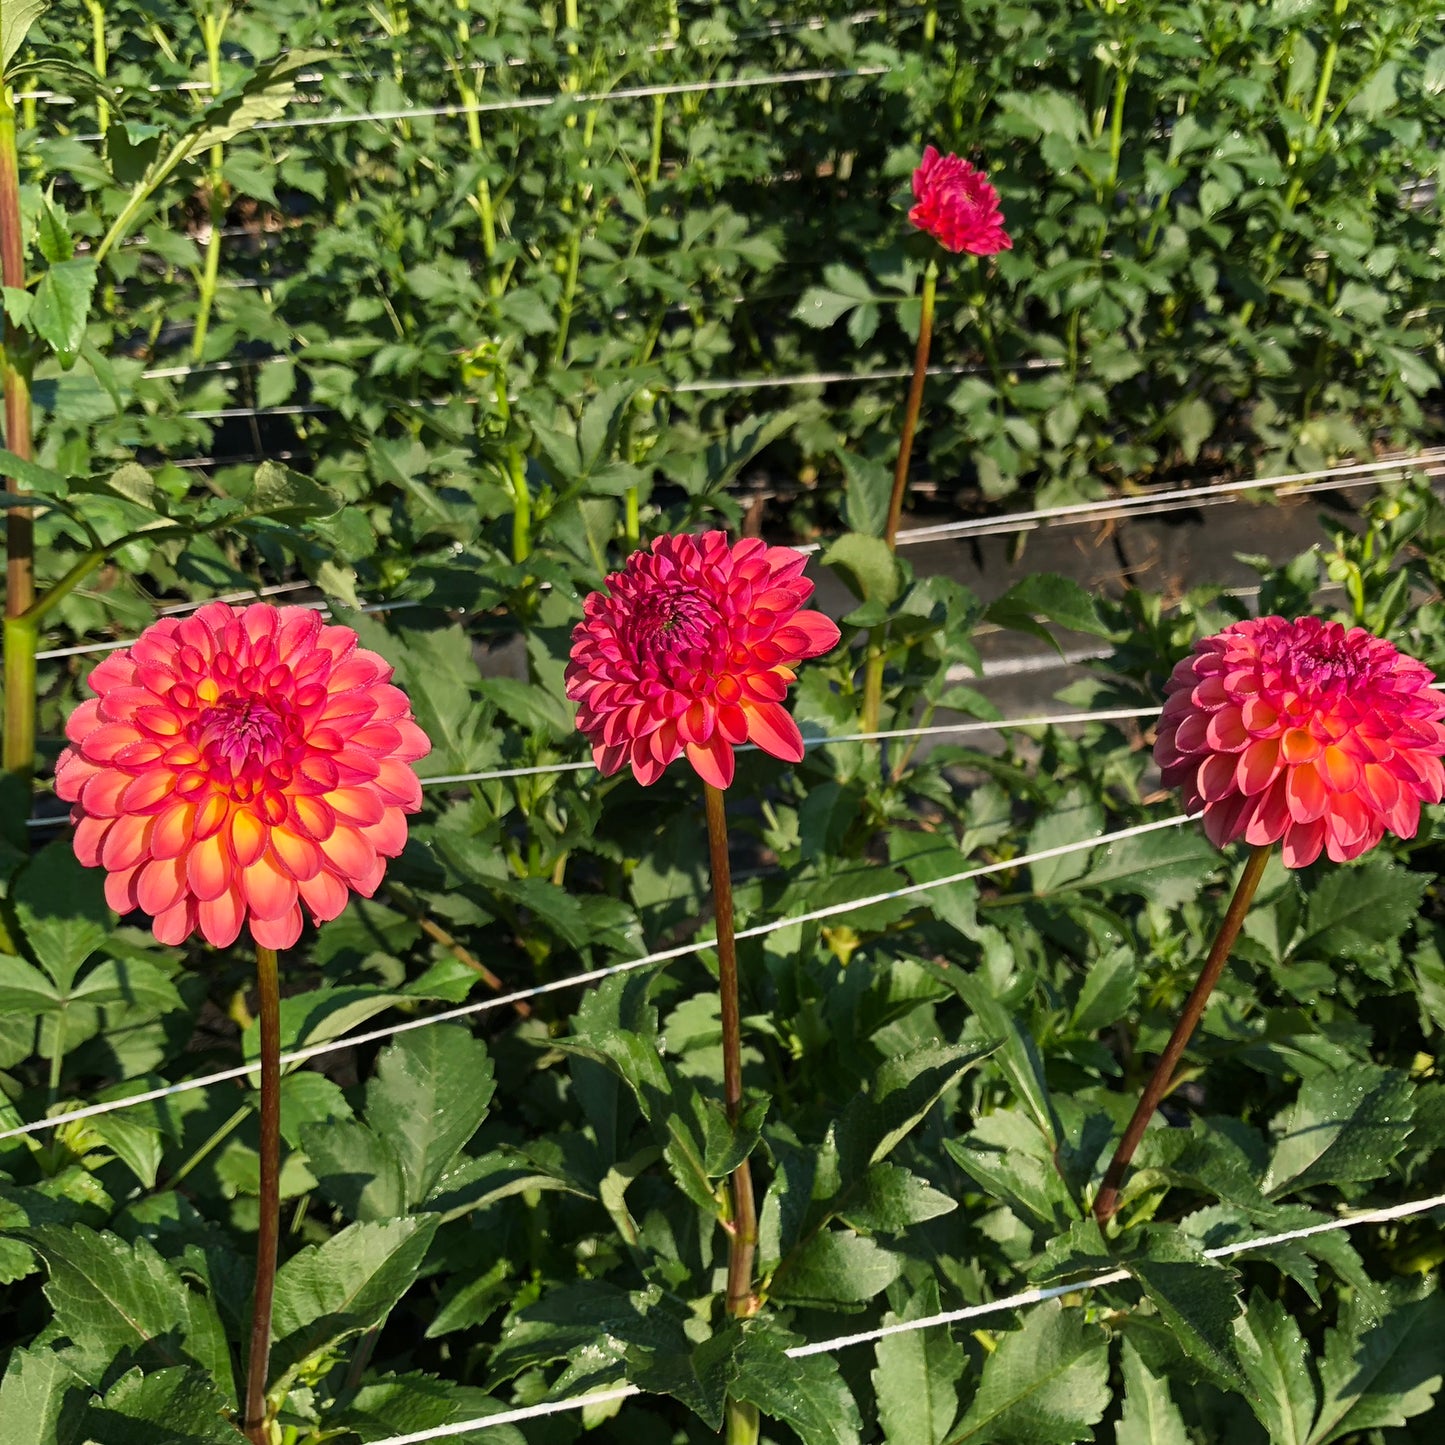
[
  {"xmin": 1264, "ymin": 1064, "xmax": 1414, "ymax": 1196},
  {"xmin": 1308, "ymin": 1285, "xmax": 1445, "ymax": 1444},
  {"xmin": 872, "ymin": 1281, "xmax": 963, "ymax": 1445},
  {"xmin": 946, "ymin": 1302, "xmax": 1110, "ymax": 1444},
  {"xmin": 1126, "ymin": 1233, "xmax": 1245, "ymax": 1391},
  {"xmin": 269, "ymin": 1216, "xmax": 439, "ymax": 1382},
  {"xmin": 339, "ymin": 1371, "xmax": 527, "ymax": 1445},
  {"xmin": 11, "ymin": 844, "xmax": 110, "ymax": 991},
  {"xmin": 984, "ymin": 573, "xmax": 1112, "ymax": 646},
  {"xmin": 1116, "ymin": 1340, "xmax": 1190, "ymax": 1445},
  {"xmin": 365, "ymin": 1026, "xmax": 495, "ymax": 1205},
  {"xmin": 732, "ymin": 1322, "xmax": 861, "ymax": 1445},
  {"xmin": 29, "ymin": 258, "xmax": 98, "ymax": 366},
  {"xmin": 821, "ymin": 531, "xmax": 905, "ymax": 607},
  {"xmin": 85, "ymin": 1366, "xmax": 244, "ymax": 1443},
  {"xmin": 1290, "ymin": 860, "xmax": 1429, "ymax": 961},
  {"xmin": 301, "ymin": 1119, "xmax": 408, "ymax": 1222},
  {"xmin": 772, "ymin": 1229, "xmax": 905, "ymax": 1305},
  {"xmin": 0, "ymin": 1347, "xmax": 85, "ymax": 1445},
  {"xmin": 838, "ymin": 1162, "xmax": 956, "ymax": 1233},
  {"xmin": 1234, "ymin": 1291, "xmax": 1315, "ymax": 1445}
]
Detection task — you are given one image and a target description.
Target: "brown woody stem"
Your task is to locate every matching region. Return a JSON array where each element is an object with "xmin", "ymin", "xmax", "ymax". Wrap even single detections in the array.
[
  {"xmin": 860, "ymin": 262, "xmax": 937, "ymax": 735},
  {"xmin": 1094, "ymin": 844, "xmax": 1272, "ymax": 1225},
  {"xmin": 243, "ymin": 943, "xmax": 282, "ymax": 1443},
  {"xmin": 703, "ymin": 783, "xmax": 761, "ymax": 1445}
]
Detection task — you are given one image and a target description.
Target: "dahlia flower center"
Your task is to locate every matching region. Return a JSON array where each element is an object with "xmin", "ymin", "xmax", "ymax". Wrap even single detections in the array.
[
  {"xmin": 1282, "ymin": 641, "xmax": 1370, "ymax": 695},
  {"xmin": 194, "ymin": 698, "xmax": 291, "ymax": 776},
  {"xmin": 627, "ymin": 588, "xmax": 721, "ymax": 670}
]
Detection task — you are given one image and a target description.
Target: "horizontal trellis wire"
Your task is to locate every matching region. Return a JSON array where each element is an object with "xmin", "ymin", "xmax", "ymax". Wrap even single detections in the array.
[
  {"xmin": 357, "ymin": 1190, "xmax": 1445, "ymax": 1444},
  {"xmin": 0, "ymin": 813, "xmax": 1190, "ymax": 1143}
]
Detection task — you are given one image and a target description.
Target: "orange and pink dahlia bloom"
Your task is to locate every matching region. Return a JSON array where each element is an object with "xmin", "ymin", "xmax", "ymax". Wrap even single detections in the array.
[
  {"xmin": 565, "ymin": 531, "xmax": 840, "ymax": 789},
  {"xmin": 1155, "ymin": 615, "xmax": 1445, "ymax": 867},
  {"xmin": 56, "ymin": 602, "xmax": 431, "ymax": 949},
  {"xmin": 908, "ymin": 146, "xmax": 1011, "ymax": 256}
]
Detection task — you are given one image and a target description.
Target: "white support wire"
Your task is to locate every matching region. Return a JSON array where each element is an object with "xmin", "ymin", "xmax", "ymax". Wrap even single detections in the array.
[
  {"xmin": 416, "ymin": 706, "xmax": 1161, "ymax": 787},
  {"xmin": 0, "ymin": 813, "xmax": 1189, "ymax": 1144},
  {"xmin": 358, "ymin": 1189, "xmax": 1445, "ymax": 1444},
  {"xmin": 883, "ymin": 449, "xmax": 1445, "ymax": 550},
  {"xmin": 251, "ymin": 65, "xmax": 889, "ymax": 132}
]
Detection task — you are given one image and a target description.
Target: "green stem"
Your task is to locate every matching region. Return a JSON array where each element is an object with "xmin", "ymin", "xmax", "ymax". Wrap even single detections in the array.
[
  {"xmin": 0, "ymin": 86, "xmax": 33, "ymax": 622},
  {"xmin": 1094, "ymin": 844, "xmax": 1272, "ymax": 1225},
  {"xmin": 85, "ymin": 0, "xmax": 110, "ymax": 134},
  {"xmin": 243, "ymin": 943, "xmax": 282, "ymax": 1445},
  {"xmin": 861, "ymin": 262, "xmax": 936, "ymax": 734},
  {"xmin": 192, "ymin": 6, "xmax": 230, "ymax": 362},
  {"xmin": 1238, "ymin": 0, "xmax": 1348, "ymax": 329},
  {"xmin": 703, "ymin": 784, "xmax": 759, "ymax": 1333},
  {"xmin": 553, "ymin": 106, "xmax": 600, "ymax": 366},
  {"xmin": 3, "ymin": 617, "xmax": 37, "ymax": 785},
  {"xmin": 493, "ymin": 371, "xmax": 530, "ymax": 561}
]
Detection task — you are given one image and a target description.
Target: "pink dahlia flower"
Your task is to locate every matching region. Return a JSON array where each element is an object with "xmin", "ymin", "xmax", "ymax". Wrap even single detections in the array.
[
  {"xmin": 565, "ymin": 531, "xmax": 840, "ymax": 789},
  {"xmin": 1155, "ymin": 615, "xmax": 1445, "ymax": 867},
  {"xmin": 908, "ymin": 146, "xmax": 1012, "ymax": 256},
  {"xmin": 56, "ymin": 602, "xmax": 431, "ymax": 949}
]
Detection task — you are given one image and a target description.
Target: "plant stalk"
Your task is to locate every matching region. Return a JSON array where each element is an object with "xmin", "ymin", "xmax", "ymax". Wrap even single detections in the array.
[
  {"xmin": 1, "ymin": 84, "xmax": 35, "ymax": 787},
  {"xmin": 860, "ymin": 262, "xmax": 937, "ymax": 733},
  {"xmin": 85, "ymin": 0, "xmax": 111, "ymax": 134},
  {"xmin": 703, "ymin": 784, "xmax": 758, "ymax": 1321},
  {"xmin": 243, "ymin": 943, "xmax": 282, "ymax": 1445},
  {"xmin": 191, "ymin": 6, "xmax": 231, "ymax": 362},
  {"xmin": 1094, "ymin": 844, "xmax": 1272, "ymax": 1225}
]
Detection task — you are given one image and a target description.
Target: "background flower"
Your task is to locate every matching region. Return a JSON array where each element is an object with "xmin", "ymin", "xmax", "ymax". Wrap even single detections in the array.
[
  {"xmin": 57, "ymin": 602, "xmax": 430, "ymax": 949},
  {"xmin": 908, "ymin": 146, "xmax": 1012, "ymax": 255},
  {"xmin": 1155, "ymin": 615, "xmax": 1445, "ymax": 866},
  {"xmin": 566, "ymin": 531, "xmax": 840, "ymax": 788}
]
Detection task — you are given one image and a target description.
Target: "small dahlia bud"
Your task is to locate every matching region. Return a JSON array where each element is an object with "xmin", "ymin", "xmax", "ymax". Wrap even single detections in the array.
[
  {"xmin": 1155, "ymin": 616, "xmax": 1445, "ymax": 867},
  {"xmin": 565, "ymin": 532, "xmax": 840, "ymax": 789}
]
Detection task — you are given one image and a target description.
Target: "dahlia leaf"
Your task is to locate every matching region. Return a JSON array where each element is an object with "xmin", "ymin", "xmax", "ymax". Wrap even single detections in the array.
[
  {"xmin": 1308, "ymin": 1283, "xmax": 1445, "ymax": 1444},
  {"xmin": 946, "ymin": 1119, "xmax": 1076, "ymax": 1232},
  {"xmin": 1116, "ymin": 1341, "xmax": 1191, "ymax": 1445},
  {"xmin": 1264, "ymin": 1064, "xmax": 1415, "ymax": 1196},
  {"xmin": 11, "ymin": 843, "xmax": 110, "ymax": 993},
  {"xmin": 821, "ymin": 531, "xmax": 906, "ymax": 606},
  {"xmin": 269, "ymin": 1216, "xmax": 440, "ymax": 1382},
  {"xmin": 1234, "ymin": 1291, "xmax": 1317, "ymax": 1445},
  {"xmin": 872, "ymin": 1281, "xmax": 963, "ymax": 1445},
  {"xmin": 301, "ymin": 1119, "xmax": 408, "ymax": 1223},
  {"xmin": 1124, "ymin": 1233, "xmax": 1245, "ymax": 1392},
  {"xmin": 1289, "ymin": 859, "xmax": 1430, "ymax": 962},
  {"xmin": 946, "ymin": 1301, "xmax": 1109, "ymax": 1445},
  {"xmin": 83, "ymin": 1365, "xmax": 243, "ymax": 1444},
  {"xmin": 0, "ymin": 1347, "xmax": 85, "ymax": 1445},
  {"xmin": 365, "ymin": 1026, "xmax": 496, "ymax": 1205},
  {"xmin": 836, "ymin": 1163, "xmax": 956, "ymax": 1234},
  {"xmin": 984, "ymin": 573, "xmax": 1113, "ymax": 645},
  {"xmin": 336, "ymin": 1370, "xmax": 528, "ymax": 1445},
  {"xmin": 730, "ymin": 1321, "xmax": 862, "ymax": 1445}
]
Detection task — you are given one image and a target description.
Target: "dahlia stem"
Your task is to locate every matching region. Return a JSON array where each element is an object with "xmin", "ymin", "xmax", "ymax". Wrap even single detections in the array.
[
  {"xmin": 0, "ymin": 83, "xmax": 36, "ymax": 790},
  {"xmin": 703, "ymin": 783, "xmax": 761, "ymax": 1443},
  {"xmin": 860, "ymin": 261, "xmax": 936, "ymax": 735},
  {"xmin": 244, "ymin": 943, "xmax": 282, "ymax": 1445},
  {"xmin": 1094, "ymin": 844, "xmax": 1272, "ymax": 1226}
]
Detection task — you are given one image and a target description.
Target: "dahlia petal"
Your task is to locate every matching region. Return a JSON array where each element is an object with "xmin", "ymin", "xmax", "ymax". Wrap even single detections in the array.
[
  {"xmin": 744, "ymin": 701, "xmax": 805, "ymax": 764},
  {"xmin": 361, "ymin": 809, "xmax": 408, "ymax": 858},
  {"xmin": 194, "ymin": 792, "xmax": 230, "ymax": 841},
  {"xmin": 122, "ymin": 770, "xmax": 178, "ymax": 815},
  {"xmin": 152, "ymin": 899, "xmax": 198, "ymax": 947},
  {"xmin": 1319, "ymin": 744, "xmax": 1360, "ymax": 792},
  {"xmin": 197, "ymin": 888, "xmax": 246, "ymax": 949},
  {"xmin": 325, "ymin": 786, "xmax": 386, "ymax": 828},
  {"xmin": 65, "ymin": 697, "xmax": 102, "ymax": 745},
  {"xmin": 1280, "ymin": 728, "xmax": 1320, "ymax": 765},
  {"xmin": 373, "ymin": 758, "xmax": 422, "ymax": 809},
  {"xmin": 136, "ymin": 856, "xmax": 187, "ymax": 916},
  {"xmin": 104, "ymin": 865, "xmax": 141, "ymax": 915},
  {"xmin": 186, "ymin": 831, "xmax": 232, "ymax": 902},
  {"xmin": 1201, "ymin": 791, "xmax": 1254, "ymax": 849},
  {"xmin": 231, "ymin": 808, "xmax": 269, "ymax": 868},
  {"xmin": 292, "ymin": 795, "xmax": 337, "ymax": 842},
  {"xmin": 271, "ymin": 827, "xmax": 323, "ymax": 882},
  {"xmin": 1281, "ymin": 818, "xmax": 1326, "ymax": 868},
  {"xmin": 55, "ymin": 750, "xmax": 99, "ymax": 804},
  {"xmin": 249, "ymin": 905, "xmax": 304, "ymax": 951},
  {"xmin": 74, "ymin": 815, "xmax": 111, "ymax": 868},
  {"xmin": 318, "ymin": 824, "xmax": 375, "ymax": 884},
  {"xmin": 1204, "ymin": 707, "xmax": 1248, "ymax": 751},
  {"xmin": 629, "ymin": 742, "xmax": 667, "ymax": 786},
  {"xmin": 241, "ymin": 852, "xmax": 300, "ymax": 921},
  {"xmin": 1197, "ymin": 753, "xmax": 1237, "ymax": 804},
  {"xmin": 298, "ymin": 868, "xmax": 351, "ymax": 923},
  {"xmin": 1244, "ymin": 777, "xmax": 1291, "ymax": 845},
  {"xmin": 101, "ymin": 813, "xmax": 154, "ymax": 873},
  {"xmin": 685, "ymin": 735, "xmax": 736, "ymax": 790},
  {"xmin": 1284, "ymin": 763, "xmax": 1329, "ymax": 823},
  {"xmin": 1236, "ymin": 738, "xmax": 1281, "ymax": 796},
  {"xmin": 80, "ymin": 767, "xmax": 130, "ymax": 818}
]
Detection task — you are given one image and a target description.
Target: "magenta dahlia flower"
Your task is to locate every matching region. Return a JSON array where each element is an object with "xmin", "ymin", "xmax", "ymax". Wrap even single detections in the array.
[
  {"xmin": 1155, "ymin": 615, "xmax": 1445, "ymax": 867},
  {"xmin": 908, "ymin": 146, "xmax": 1012, "ymax": 256},
  {"xmin": 56, "ymin": 602, "xmax": 431, "ymax": 949},
  {"xmin": 565, "ymin": 532, "xmax": 840, "ymax": 789}
]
